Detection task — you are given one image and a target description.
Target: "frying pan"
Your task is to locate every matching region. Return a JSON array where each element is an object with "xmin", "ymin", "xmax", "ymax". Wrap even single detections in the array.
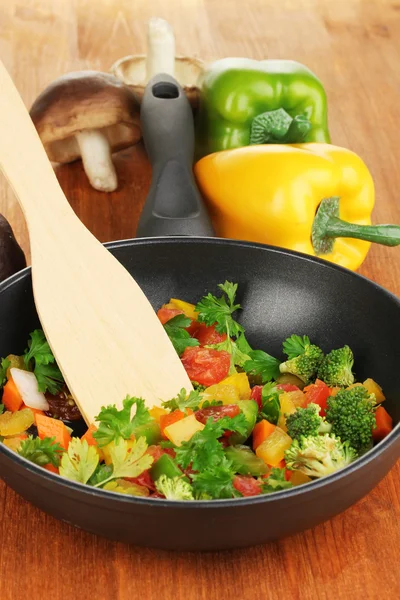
[{"xmin": 0, "ymin": 76, "xmax": 399, "ymax": 552}]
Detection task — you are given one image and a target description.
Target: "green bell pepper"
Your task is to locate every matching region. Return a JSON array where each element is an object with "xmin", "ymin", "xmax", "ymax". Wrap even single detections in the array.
[{"xmin": 195, "ymin": 58, "xmax": 330, "ymax": 159}]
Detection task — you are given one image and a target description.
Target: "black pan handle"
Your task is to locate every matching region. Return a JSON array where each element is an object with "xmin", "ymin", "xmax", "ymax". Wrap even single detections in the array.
[{"xmin": 136, "ymin": 74, "xmax": 215, "ymax": 238}]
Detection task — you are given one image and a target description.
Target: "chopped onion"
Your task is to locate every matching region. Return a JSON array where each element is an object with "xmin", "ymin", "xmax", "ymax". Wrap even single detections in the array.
[{"xmin": 10, "ymin": 368, "xmax": 49, "ymax": 411}]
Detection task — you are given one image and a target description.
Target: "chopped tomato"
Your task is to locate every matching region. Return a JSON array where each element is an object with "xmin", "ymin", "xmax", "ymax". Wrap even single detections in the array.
[
  {"xmin": 181, "ymin": 347, "xmax": 231, "ymax": 386},
  {"xmin": 157, "ymin": 306, "xmax": 198, "ymax": 335},
  {"xmin": 233, "ymin": 475, "xmax": 262, "ymax": 497},
  {"xmin": 193, "ymin": 323, "xmax": 227, "ymax": 346},
  {"xmin": 126, "ymin": 470, "xmax": 156, "ymax": 492},
  {"xmin": 303, "ymin": 379, "xmax": 331, "ymax": 417},
  {"xmin": 277, "ymin": 384, "xmax": 301, "ymax": 392},
  {"xmin": 195, "ymin": 404, "xmax": 240, "ymax": 425},
  {"xmin": 250, "ymin": 385, "xmax": 263, "ymax": 411}
]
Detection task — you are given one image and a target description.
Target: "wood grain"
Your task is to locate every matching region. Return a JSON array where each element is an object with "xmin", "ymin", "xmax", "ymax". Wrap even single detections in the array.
[{"xmin": 0, "ymin": 0, "xmax": 399, "ymax": 598}]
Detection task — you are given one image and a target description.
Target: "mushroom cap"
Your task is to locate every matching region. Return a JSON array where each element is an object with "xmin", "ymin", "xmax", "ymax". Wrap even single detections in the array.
[
  {"xmin": 110, "ymin": 55, "xmax": 204, "ymax": 109},
  {"xmin": 30, "ymin": 71, "xmax": 141, "ymax": 163}
]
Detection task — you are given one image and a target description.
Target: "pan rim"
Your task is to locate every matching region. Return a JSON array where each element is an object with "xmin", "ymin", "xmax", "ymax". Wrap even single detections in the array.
[{"xmin": 0, "ymin": 235, "xmax": 399, "ymax": 510}]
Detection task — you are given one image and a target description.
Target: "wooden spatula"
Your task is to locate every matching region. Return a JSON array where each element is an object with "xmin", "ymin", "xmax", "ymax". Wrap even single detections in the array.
[{"xmin": 0, "ymin": 60, "xmax": 193, "ymax": 425}]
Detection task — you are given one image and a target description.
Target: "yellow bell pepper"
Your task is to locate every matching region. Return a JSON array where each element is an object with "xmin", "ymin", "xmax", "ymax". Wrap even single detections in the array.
[
  {"xmin": 201, "ymin": 384, "xmax": 240, "ymax": 405},
  {"xmin": 194, "ymin": 143, "xmax": 400, "ymax": 271},
  {"xmin": 164, "ymin": 414, "xmax": 205, "ymax": 446},
  {"xmin": 256, "ymin": 427, "xmax": 292, "ymax": 466},
  {"xmin": 219, "ymin": 373, "xmax": 251, "ymax": 399},
  {"xmin": 169, "ymin": 298, "xmax": 198, "ymax": 320}
]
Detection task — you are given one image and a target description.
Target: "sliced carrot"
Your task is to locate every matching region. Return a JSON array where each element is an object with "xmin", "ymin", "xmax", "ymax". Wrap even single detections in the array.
[
  {"xmin": 35, "ymin": 413, "xmax": 72, "ymax": 450},
  {"xmin": 2, "ymin": 378, "xmax": 23, "ymax": 412},
  {"xmin": 252, "ymin": 419, "xmax": 276, "ymax": 450},
  {"xmin": 81, "ymin": 423, "xmax": 98, "ymax": 446},
  {"xmin": 44, "ymin": 463, "xmax": 59, "ymax": 474},
  {"xmin": 373, "ymin": 406, "xmax": 393, "ymax": 442}
]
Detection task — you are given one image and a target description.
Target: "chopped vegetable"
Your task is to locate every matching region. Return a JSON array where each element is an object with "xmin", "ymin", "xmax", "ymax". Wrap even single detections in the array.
[
  {"xmin": 163, "ymin": 314, "xmax": 200, "ymax": 356},
  {"xmin": 285, "ymin": 434, "xmax": 356, "ymax": 478},
  {"xmin": 155, "ymin": 474, "xmax": 194, "ymax": 500},
  {"xmin": 363, "ymin": 378, "xmax": 385, "ymax": 403},
  {"xmin": 286, "ymin": 403, "xmax": 332, "ymax": 440},
  {"xmin": 59, "ymin": 438, "xmax": 99, "ymax": 484},
  {"xmin": 94, "ymin": 395, "xmax": 152, "ymax": 447},
  {"xmin": 325, "ymin": 386, "xmax": 376, "ymax": 453},
  {"xmin": 258, "ymin": 382, "xmax": 282, "ymax": 424},
  {"xmin": 280, "ymin": 335, "xmax": 324, "ymax": 383},
  {"xmin": 150, "ymin": 453, "xmax": 184, "ymax": 481},
  {"xmin": 2, "ymin": 378, "xmax": 24, "ymax": 412},
  {"xmin": 23, "ymin": 329, "xmax": 64, "ymax": 394},
  {"xmin": 93, "ymin": 437, "xmax": 153, "ymax": 488},
  {"xmin": 36, "ymin": 413, "xmax": 72, "ymax": 450},
  {"xmin": 225, "ymin": 445, "xmax": 269, "ymax": 476},
  {"xmin": 181, "ymin": 346, "xmax": 231, "ymax": 386},
  {"xmin": 303, "ymin": 379, "xmax": 331, "ymax": 416},
  {"xmin": 164, "ymin": 414, "xmax": 205, "ymax": 447},
  {"xmin": 0, "ymin": 408, "xmax": 35, "ymax": 437},
  {"xmin": 244, "ymin": 349, "xmax": 281, "ymax": 383},
  {"xmin": 102, "ymin": 479, "xmax": 150, "ymax": 497},
  {"xmin": 169, "ymin": 298, "xmax": 198, "ymax": 320},
  {"xmin": 252, "ymin": 419, "xmax": 276, "ymax": 450},
  {"xmin": 317, "ymin": 345, "xmax": 355, "ymax": 387},
  {"xmin": 261, "ymin": 467, "xmax": 293, "ymax": 493},
  {"xmin": 373, "ymin": 406, "xmax": 393, "ymax": 442},
  {"xmin": 18, "ymin": 435, "xmax": 64, "ymax": 467},
  {"xmin": 10, "ymin": 368, "xmax": 49, "ymax": 411},
  {"xmin": 256, "ymin": 427, "xmax": 293, "ymax": 467}
]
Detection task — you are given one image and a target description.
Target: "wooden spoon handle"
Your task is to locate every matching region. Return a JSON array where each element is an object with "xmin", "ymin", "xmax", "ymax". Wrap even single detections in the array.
[{"xmin": 0, "ymin": 61, "xmax": 72, "ymax": 234}]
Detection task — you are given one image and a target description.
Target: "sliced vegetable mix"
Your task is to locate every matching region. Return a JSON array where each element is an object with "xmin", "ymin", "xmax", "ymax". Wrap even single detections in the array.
[{"xmin": 0, "ymin": 283, "xmax": 395, "ymax": 500}]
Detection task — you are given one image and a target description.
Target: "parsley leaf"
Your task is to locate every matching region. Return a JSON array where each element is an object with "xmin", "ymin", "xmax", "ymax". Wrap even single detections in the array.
[
  {"xmin": 162, "ymin": 388, "xmax": 203, "ymax": 412},
  {"xmin": 260, "ymin": 467, "xmax": 293, "ymax": 493},
  {"xmin": 164, "ymin": 315, "xmax": 200, "ymax": 356},
  {"xmin": 23, "ymin": 329, "xmax": 64, "ymax": 394},
  {"xmin": 235, "ymin": 332, "xmax": 253, "ymax": 356},
  {"xmin": 283, "ymin": 335, "xmax": 311, "ymax": 359},
  {"xmin": 59, "ymin": 438, "xmax": 99, "ymax": 484},
  {"xmin": 258, "ymin": 382, "xmax": 282, "ymax": 424},
  {"xmin": 94, "ymin": 437, "xmax": 153, "ymax": 487},
  {"xmin": 192, "ymin": 457, "xmax": 239, "ymax": 499},
  {"xmin": 17, "ymin": 435, "xmax": 64, "ymax": 467},
  {"xmin": 209, "ymin": 337, "xmax": 251, "ymax": 372},
  {"xmin": 195, "ymin": 281, "xmax": 244, "ymax": 337},
  {"xmin": 175, "ymin": 414, "xmax": 248, "ymax": 472},
  {"xmin": 33, "ymin": 363, "xmax": 64, "ymax": 395},
  {"xmin": 88, "ymin": 463, "xmax": 113, "ymax": 487},
  {"xmin": 0, "ymin": 357, "xmax": 10, "ymax": 388},
  {"xmin": 94, "ymin": 395, "xmax": 152, "ymax": 447},
  {"xmin": 244, "ymin": 349, "xmax": 280, "ymax": 383}
]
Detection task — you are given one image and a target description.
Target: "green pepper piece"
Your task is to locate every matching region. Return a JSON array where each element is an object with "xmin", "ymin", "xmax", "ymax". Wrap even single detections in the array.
[
  {"xmin": 132, "ymin": 420, "xmax": 162, "ymax": 445},
  {"xmin": 225, "ymin": 445, "xmax": 269, "ymax": 476},
  {"xmin": 150, "ymin": 453, "xmax": 189, "ymax": 482},
  {"xmin": 228, "ymin": 400, "xmax": 258, "ymax": 445},
  {"xmin": 195, "ymin": 57, "xmax": 330, "ymax": 159}
]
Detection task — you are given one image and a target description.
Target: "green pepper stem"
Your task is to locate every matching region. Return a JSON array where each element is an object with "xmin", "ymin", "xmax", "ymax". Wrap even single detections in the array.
[{"xmin": 324, "ymin": 217, "xmax": 400, "ymax": 246}]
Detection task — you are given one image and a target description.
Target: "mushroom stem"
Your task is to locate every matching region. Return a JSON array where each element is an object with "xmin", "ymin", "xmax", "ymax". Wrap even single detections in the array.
[
  {"xmin": 76, "ymin": 130, "xmax": 118, "ymax": 192},
  {"xmin": 146, "ymin": 17, "xmax": 175, "ymax": 79}
]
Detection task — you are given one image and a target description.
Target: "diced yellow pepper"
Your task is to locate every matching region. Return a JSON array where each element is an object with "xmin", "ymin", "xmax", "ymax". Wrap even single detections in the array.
[
  {"xmin": 362, "ymin": 378, "xmax": 385, "ymax": 403},
  {"xmin": 256, "ymin": 427, "xmax": 292, "ymax": 467},
  {"xmin": 287, "ymin": 390, "xmax": 306, "ymax": 408},
  {"xmin": 278, "ymin": 393, "xmax": 297, "ymax": 431},
  {"xmin": 149, "ymin": 406, "xmax": 168, "ymax": 422},
  {"xmin": 290, "ymin": 470, "xmax": 312, "ymax": 487},
  {"xmin": 220, "ymin": 373, "xmax": 251, "ymax": 399},
  {"xmin": 164, "ymin": 414, "xmax": 205, "ymax": 446},
  {"xmin": 102, "ymin": 439, "xmax": 137, "ymax": 466},
  {"xmin": 201, "ymin": 384, "xmax": 240, "ymax": 405},
  {"xmin": 2, "ymin": 435, "xmax": 25, "ymax": 452},
  {"xmin": 169, "ymin": 298, "xmax": 199, "ymax": 320},
  {"xmin": 0, "ymin": 408, "xmax": 34, "ymax": 437}
]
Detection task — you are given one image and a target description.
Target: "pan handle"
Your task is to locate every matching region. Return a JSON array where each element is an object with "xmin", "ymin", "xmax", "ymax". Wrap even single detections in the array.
[{"xmin": 136, "ymin": 74, "xmax": 215, "ymax": 238}]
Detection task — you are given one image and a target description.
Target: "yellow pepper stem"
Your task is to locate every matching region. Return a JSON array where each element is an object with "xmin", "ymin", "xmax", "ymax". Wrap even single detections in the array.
[{"xmin": 312, "ymin": 197, "xmax": 400, "ymax": 255}]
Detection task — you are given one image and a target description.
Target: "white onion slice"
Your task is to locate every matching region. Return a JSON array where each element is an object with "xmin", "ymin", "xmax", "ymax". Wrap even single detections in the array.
[{"xmin": 10, "ymin": 368, "xmax": 49, "ymax": 411}]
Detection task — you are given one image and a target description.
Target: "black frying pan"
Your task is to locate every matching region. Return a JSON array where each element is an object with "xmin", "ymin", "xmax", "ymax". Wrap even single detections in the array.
[{"xmin": 0, "ymin": 76, "xmax": 399, "ymax": 552}]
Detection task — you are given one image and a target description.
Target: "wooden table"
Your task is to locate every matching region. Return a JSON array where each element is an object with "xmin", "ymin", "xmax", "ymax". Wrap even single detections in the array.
[{"xmin": 1, "ymin": 0, "xmax": 399, "ymax": 598}]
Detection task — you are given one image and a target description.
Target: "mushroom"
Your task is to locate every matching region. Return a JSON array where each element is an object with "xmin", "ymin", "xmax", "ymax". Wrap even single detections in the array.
[
  {"xmin": 111, "ymin": 18, "xmax": 204, "ymax": 109},
  {"xmin": 30, "ymin": 71, "xmax": 141, "ymax": 192},
  {"xmin": 0, "ymin": 214, "xmax": 26, "ymax": 282}
]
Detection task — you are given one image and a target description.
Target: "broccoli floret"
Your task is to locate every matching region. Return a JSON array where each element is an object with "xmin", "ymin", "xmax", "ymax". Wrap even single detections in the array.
[
  {"xmin": 286, "ymin": 403, "xmax": 332, "ymax": 440},
  {"xmin": 325, "ymin": 386, "xmax": 376, "ymax": 453},
  {"xmin": 317, "ymin": 345, "xmax": 354, "ymax": 387},
  {"xmin": 285, "ymin": 434, "xmax": 356, "ymax": 478},
  {"xmin": 155, "ymin": 475, "xmax": 194, "ymax": 501},
  {"xmin": 279, "ymin": 344, "xmax": 323, "ymax": 383}
]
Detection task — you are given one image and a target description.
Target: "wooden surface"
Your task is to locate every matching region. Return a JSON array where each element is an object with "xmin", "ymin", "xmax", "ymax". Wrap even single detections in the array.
[{"xmin": 0, "ymin": 0, "xmax": 399, "ymax": 598}]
